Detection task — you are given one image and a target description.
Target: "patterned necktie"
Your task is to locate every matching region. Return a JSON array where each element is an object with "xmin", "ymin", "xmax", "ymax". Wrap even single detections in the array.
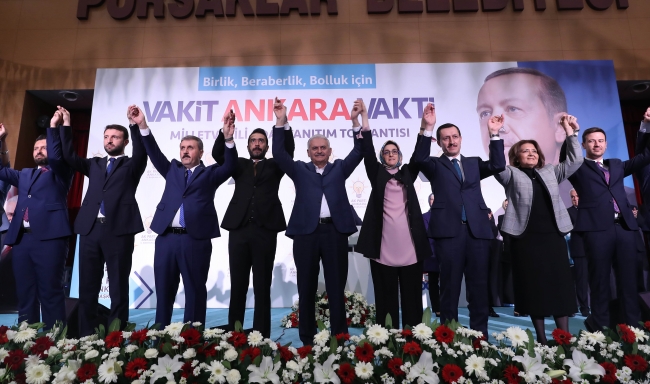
[
  {"xmin": 179, "ymin": 169, "xmax": 192, "ymax": 228},
  {"xmin": 451, "ymin": 159, "xmax": 467, "ymax": 221},
  {"xmin": 99, "ymin": 158, "xmax": 116, "ymax": 216},
  {"xmin": 597, "ymin": 161, "xmax": 620, "ymax": 213},
  {"xmin": 253, "ymin": 161, "xmax": 258, "ymax": 177},
  {"xmin": 24, "ymin": 167, "xmax": 48, "ymax": 222}
]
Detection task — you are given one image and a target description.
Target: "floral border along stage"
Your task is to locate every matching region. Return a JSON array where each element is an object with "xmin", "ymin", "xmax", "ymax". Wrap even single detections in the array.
[
  {"xmin": 281, "ymin": 291, "xmax": 376, "ymax": 329},
  {"xmin": 2, "ymin": 309, "xmax": 650, "ymax": 384}
]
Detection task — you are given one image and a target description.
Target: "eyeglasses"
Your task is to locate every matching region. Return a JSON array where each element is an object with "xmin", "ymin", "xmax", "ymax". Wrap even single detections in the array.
[{"xmin": 383, "ymin": 150, "xmax": 399, "ymax": 156}]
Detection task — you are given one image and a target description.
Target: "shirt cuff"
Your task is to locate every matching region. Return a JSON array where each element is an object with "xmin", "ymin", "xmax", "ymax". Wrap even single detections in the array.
[
  {"xmin": 140, "ymin": 127, "xmax": 151, "ymax": 136},
  {"xmin": 641, "ymin": 121, "xmax": 650, "ymax": 133},
  {"xmin": 274, "ymin": 123, "xmax": 291, "ymax": 130},
  {"xmin": 353, "ymin": 126, "xmax": 361, "ymax": 133},
  {"xmin": 490, "ymin": 136, "xmax": 502, "ymax": 141},
  {"xmin": 225, "ymin": 141, "xmax": 235, "ymax": 149},
  {"xmin": 423, "ymin": 130, "xmax": 433, "ymax": 137}
]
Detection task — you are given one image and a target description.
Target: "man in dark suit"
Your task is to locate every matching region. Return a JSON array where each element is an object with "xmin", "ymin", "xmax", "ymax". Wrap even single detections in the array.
[
  {"xmin": 567, "ymin": 188, "xmax": 590, "ymax": 317},
  {"xmin": 59, "ymin": 105, "xmax": 148, "ymax": 336},
  {"xmin": 567, "ymin": 122, "xmax": 650, "ymax": 330},
  {"xmin": 0, "ymin": 109, "xmax": 74, "ymax": 328},
  {"xmin": 487, "ymin": 209, "xmax": 500, "ymax": 317},
  {"xmin": 632, "ymin": 205, "xmax": 649, "ymax": 292},
  {"xmin": 136, "ymin": 106, "xmax": 237, "ymax": 327},
  {"xmin": 272, "ymin": 101, "xmax": 364, "ymax": 346},
  {"xmin": 212, "ymin": 99, "xmax": 293, "ymax": 338},
  {"xmin": 414, "ymin": 103, "xmax": 505, "ymax": 336}
]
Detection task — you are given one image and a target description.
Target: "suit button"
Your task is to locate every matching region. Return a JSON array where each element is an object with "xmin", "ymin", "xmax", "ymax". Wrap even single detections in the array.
[
  {"xmin": 103, "ymin": 189, "xmax": 106, "ymax": 192},
  {"xmin": 183, "ymin": 195, "xmax": 186, "ymax": 198},
  {"xmin": 28, "ymin": 195, "xmax": 31, "ymax": 198}
]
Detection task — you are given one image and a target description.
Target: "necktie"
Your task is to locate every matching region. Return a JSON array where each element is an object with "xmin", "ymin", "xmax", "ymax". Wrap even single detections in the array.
[
  {"xmin": 253, "ymin": 161, "xmax": 258, "ymax": 177},
  {"xmin": 451, "ymin": 159, "xmax": 467, "ymax": 221},
  {"xmin": 99, "ymin": 158, "xmax": 116, "ymax": 216},
  {"xmin": 23, "ymin": 167, "xmax": 49, "ymax": 222},
  {"xmin": 596, "ymin": 161, "xmax": 620, "ymax": 213},
  {"xmin": 179, "ymin": 169, "xmax": 192, "ymax": 228}
]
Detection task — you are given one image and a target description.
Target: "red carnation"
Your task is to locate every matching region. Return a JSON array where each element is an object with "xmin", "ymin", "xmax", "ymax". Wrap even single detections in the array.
[
  {"xmin": 199, "ymin": 343, "xmax": 217, "ymax": 357},
  {"xmin": 618, "ymin": 324, "xmax": 636, "ymax": 343},
  {"xmin": 30, "ymin": 336, "xmax": 54, "ymax": 358},
  {"xmin": 387, "ymin": 357, "xmax": 405, "ymax": 376},
  {"xmin": 442, "ymin": 364, "xmax": 464, "ymax": 383},
  {"xmin": 297, "ymin": 345, "xmax": 312, "ymax": 359},
  {"xmin": 335, "ymin": 333, "xmax": 350, "ymax": 342},
  {"xmin": 625, "ymin": 354, "xmax": 648, "ymax": 372},
  {"xmin": 0, "ymin": 325, "xmax": 9, "ymax": 344},
  {"xmin": 277, "ymin": 343, "xmax": 294, "ymax": 362},
  {"xmin": 645, "ymin": 321, "xmax": 650, "ymax": 331},
  {"xmin": 130, "ymin": 329, "xmax": 148, "ymax": 344},
  {"xmin": 125, "ymin": 358, "xmax": 148, "ymax": 379},
  {"xmin": 105, "ymin": 330, "xmax": 124, "ymax": 348},
  {"xmin": 503, "ymin": 365, "xmax": 520, "ymax": 384},
  {"xmin": 551, "ymin": 329, "xmax": 572, "ymax": 345},
  {"xmin": 13, "ymin": 373, "xmax": 26, "ymax": 384},
  {"xmin": 355, "ymin": 342, "xmax": 374, "ymax": 363},
  {"xmin": 239, "ymin": 347, "xmax": 261, "ymax": 362},
  {"xmin": 337, "ymin": 362, "xmax": 356, "ymax": 384},
  {"xmin": 229, "ymin": 331, "xmax": 247, "ymax": 348},
  {"xmin": 403, "ymin": 341, "xmax": 422, "ymax": 355},
  {"xmin": 181, "ymin": 328, "xmax": 201, "ymax": 346},
  {"xmin": 551, "ymin": 379, "xmax": 572, "ymax": 384},
  {"xmin": 181, "ymin": 361, "xmax": 194, "ymax": 378},
  {"xmin": 4, "ymin": 349, "xmax": 27, "ymax": 370},
  {"xmin": 473, "ymin": 335, "xmax": 487, "ymax": 350},
  {"xmin": 401, "ymin": 329, "xmax": 413, "ymax": 338},
  {"xmin": 600, "ymin": 362, "xmax": 617, "ymax": 384},
  {"xmin": 346, "ymin": 318, "xmax": 352, "ymax": 326},
  {"xmin": 435, "ymin": 325, "xmax": 455, "ymax": 343},
  {"xmin": 77, "ymin": 363, "xmax": 98, "ymax": 382}
]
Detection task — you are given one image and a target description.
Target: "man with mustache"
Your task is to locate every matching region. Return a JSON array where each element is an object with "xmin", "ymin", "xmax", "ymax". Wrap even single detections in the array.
[
  {"xmin": 212, "ymin": 98, "xmax": 294, "ymax": 338},
  {"xmin": 59, "ymin": 105, "xmax": 148, "ymax": 336},
  {"xmin": 135, "ymin": 106, "xmax": 237, "ymax": 327},
  {"xmin": 0, "ymin": 109, "xmax": 74, "ymax": 328},
  {"xmin": 414, "ymin": 103, "xmax": 505, "ymax": 336}
]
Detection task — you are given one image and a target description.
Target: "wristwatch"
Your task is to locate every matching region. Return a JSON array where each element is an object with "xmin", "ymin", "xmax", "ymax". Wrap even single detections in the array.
[{"xmin": 489, "ymin": 133, "xmax": 500, "ymax": 138}]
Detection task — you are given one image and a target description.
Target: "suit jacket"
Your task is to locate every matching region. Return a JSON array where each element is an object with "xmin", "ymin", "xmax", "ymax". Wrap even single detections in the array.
[
  {"xmin": 635, "ymin": 124, "xmax": 650, "ymax": 202},
  {"xmin": 0, "ymin": 128, "xmax": 73, "ymax": 245},
  {"xmin": 272, "ymin": 127, "xmax": 363, "ymax": 237},
  {"xmin": 567, "ymin": 206, "xmax": 586, "ymax": 258},
  {"xmin": 414, "ymin": 135, "xmax": 506, "ymax": 239},
  {"xmin": 139, "ymin": 130, "xmax": 237, "ymax": 239},
  {"xmin": 59, "ymin": 124, "xmax": 147, "ymax": 236},
  {"xmin": 355, "ymin": 131, "xmax": 431, "ymax": 261},
  {"xmin": 212, "ymin": 127, "xmax": 294, "ymax": 232},
  {"xmin": 495, "ymin": 135, "xmax": 583, "ymax": 237},
  {"xmin": 0, "ymin": 179, "xmax": 10, "ymax": 232},
  {"xmin": 421, "ymin": 210, "xmax": 438, "ymax": 272},
  {"xmin": 568, "ymin": 132, "xmax": 650, "ymax": 232}
]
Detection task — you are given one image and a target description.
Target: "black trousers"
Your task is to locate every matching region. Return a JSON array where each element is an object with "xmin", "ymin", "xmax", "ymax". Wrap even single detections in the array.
[
  {"xmin": 228, "ymin": 223, "xmax": 276, "ymax": 338},
  {"xmin": 370, "ymin": 260, "xmax": 423, "ymax": 329},
  {"xmin": 293, "ymin": 223, "xmax": 349, "ymax": 346},
  {"xmin": 78, "ymin": 221, "xmax": 134, "ymax": 336},
  {"xmin": 572, "ymin": 256, "xmax": 590, "ymax": 312}
]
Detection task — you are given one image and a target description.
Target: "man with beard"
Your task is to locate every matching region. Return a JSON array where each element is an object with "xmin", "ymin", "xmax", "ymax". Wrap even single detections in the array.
[
  {"xmin": 59, "ymin": 105, "xmax": 147, "ymax": 336},
  {"xmin": 0, "ymin": 108, "xmax": 74, "ymax": 328},
  {"xmin": 212, "ymin": 97, "xmax": 294, "ymax": 338}
]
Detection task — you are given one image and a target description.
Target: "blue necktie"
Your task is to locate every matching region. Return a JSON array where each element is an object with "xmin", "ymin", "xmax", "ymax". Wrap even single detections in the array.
[
  {"xmin": 99, "ymin": 158, "xmax": 116, "ymax": 216},
  {"xmin": 451, "ymin": 158, "xmax": 467, "ymax": 222},
  {"xmin": 179, "ymin": 169, "xmax": 192, "ymax": 228}
]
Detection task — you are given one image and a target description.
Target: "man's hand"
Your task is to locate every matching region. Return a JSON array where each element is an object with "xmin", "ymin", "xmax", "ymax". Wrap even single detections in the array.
[
  {"xmin": 274, "ymin": 97, "xmax": 287, "ymax": 126},
  {"xmin": 560, "ymin": 114, "xmax": 579, "ymax": 136},
  {"xmin": 0, "ymin": 123, "xmax": 6, "ymax": 140},
  {"xmin": 223, "ymin": 109, "xmax": 235, "ymax": 140},
  {"xmin": 58, "ymin": 106, "xmax": 71, "ymax": 126},
  {"xmin": 488, "ymin": 115, "xmax": 503, "ymax": 135},
  {"xmin": 644, "ymin": 107, "xmax": 650, "ymax": 123},
  {"xmin": 51, "ymin": 110, "xmax": 62, "ymax": 128},
  {"xmin": 128, "ymin": 105, "xmax": 147, "ymax": 129},
  {"xmin": 421, "ymin": 103, "xmax": 436, "ymax": 131}
]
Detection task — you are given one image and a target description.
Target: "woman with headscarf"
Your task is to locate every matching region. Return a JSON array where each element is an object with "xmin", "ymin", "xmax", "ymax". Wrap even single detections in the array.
[
  {"xmin": 355, "ymin": 99, "xmax": 432, "ymax": 329},
  {"xmin": 493, "ymin": 113, "xmax": 583, "ymax": 344}
]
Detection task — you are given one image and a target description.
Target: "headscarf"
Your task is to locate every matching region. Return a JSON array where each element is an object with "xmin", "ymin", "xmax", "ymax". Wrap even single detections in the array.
[{"xmin": 379, "ymin": 140, "xmax": 403, "ymax": 169}]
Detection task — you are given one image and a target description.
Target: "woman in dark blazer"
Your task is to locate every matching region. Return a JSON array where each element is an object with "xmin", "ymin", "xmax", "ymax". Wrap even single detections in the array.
[
  {"xmin": 494, "ymin": 114, "xmax": 583, "ymax": 344},
  {"xmin": 356, "ymin": 102, "xmax": 431, "ymax": 328}
]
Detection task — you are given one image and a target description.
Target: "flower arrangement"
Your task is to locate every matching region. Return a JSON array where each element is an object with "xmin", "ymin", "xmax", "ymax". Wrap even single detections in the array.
[
  {"xmin": 1, "ymin": 310, "xmax": 650, "ymax": 383},
  {"xmin": 280, "ymin": 290, "xmax": 376, "ymax": 329}
]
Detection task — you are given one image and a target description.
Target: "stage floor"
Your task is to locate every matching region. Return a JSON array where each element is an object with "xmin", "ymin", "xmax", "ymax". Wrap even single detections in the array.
[{"xmin": 0, "ymin": 307, "xmax": 588, "ymax": 346}]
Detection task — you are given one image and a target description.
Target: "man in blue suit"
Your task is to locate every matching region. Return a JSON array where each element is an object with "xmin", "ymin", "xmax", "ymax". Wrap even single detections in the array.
[
  {"xmin": 568, "ymin": 121, "xmax": 650, "ymax": 330},
  {"xmin": 415, "ymin": 103, "xmax": 505, "ymax": 335},
  {"xmin": 0, "ymin": 108, "xmax": 73, "ymax": 328},
  {"xmin": 272, "ymin": 101, "xmax": 364, "ymax": 346},
  {"xmin": 133, "ymin": 106, "xmax": 237, "ymax": 327}
]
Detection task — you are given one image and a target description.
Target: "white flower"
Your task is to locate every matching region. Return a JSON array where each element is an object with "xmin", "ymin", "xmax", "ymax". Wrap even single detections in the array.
[
  {"xmin": 464, "ymin": 355, "xmax": 486, "ymax": 379},
  {"xmin": 286, "ymin": 361, "xmax": 300, "ymax": 372},
  {"xmin": 204, "ymin": 329, "xmax": 220, "ymax": 339},
  {"xmin": 406, "ymin": 351, "xmax": 439, "ymax": 384},
  {"xmin": 563, "ymin": 349, "xmax": 606, "ymax": 382},
  {"xmin": 629, "ymin": 326, "xmax": 649, "ymax": 343},
  {"xmin": 24, "ymin": 355, "xmax": 43, "ymax": 368},
  {"xmin": 314, "ymin": 330, "xmax": 330, "ymax": 347},
  {"xmin": 366, "ymin": 324, "xmax": 389, "ymax": 345},
  {"xmin": 224, "ymin": 349, "xmax": 238, "ymax": 362},
  {"xmin": 98, "ymin": 359, "xmax": 118, "ymax": 383},
  {"xmin": 84, "ymin": 350, "xmax": 99, "ymax": 360},
  {"xmin": 513, "ymin": 352, "xmax": 549, "ymax": 379},
  {"xmin": 248, "ymin": 331, "xmax": 264, "ymax": 347},
  {"xmin": 207, "ymin": 361, "xmax": 227, "ymax": 383},
  {"xmin": 14, "ymin": 328, "xmax": 37, "ymax": 343},
  {"xmin": 145, "ymin": 348, "xmax": 159, "ymax": 359},
  {"xmin": 505, "ymin": 327, "xmax": 528, "ymax": 348},
  {"xmin": 581, "ymin": 331, "xmax": 606, "ymax": 345},
  {"xmin": 150, "ymin": 355, "xmax": 185, "ymax": 383},
  {"xmin": 25, "ymin": 364, "xmax": 51, "ymax": 384},
  {"xmin": 313, "ymin": 354, "xmax": 340, "ymax": 384},
  {"xmin": 354, "ymin": 362, "xmax": 374, "ymax": 380},
  {"xmin": 124, "ymin": 345, "xmax": 138, "ymax": 353},
  {"xmin": 413, "ymin": 324, "xmax": 433, "ymax": 341},
  {"xmin": 247, "ymin": 356, "xmax": 281, "ymax": 384},
  {"xmin": 226, "ymin": 369, "xmax": 241, "ymax": 384},
  {"xmin": 183, "ymin": 348, "xmax": 196, "ymax": 359},
  {"xmin": 0, "ymin": 348, "xmax": 8, "ymax": 361},
  {"xmin": 52, "ymin": 360, "xmax": 81, "ymax": 384},
  {"xmin": 164, "ymin": 323, "xmax": 185, "ymax": 337}
]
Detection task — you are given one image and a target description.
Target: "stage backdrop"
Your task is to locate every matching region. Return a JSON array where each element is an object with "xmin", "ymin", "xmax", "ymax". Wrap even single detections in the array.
[{"xmin": 69, "ymin": 60, "xmax": 626, "ymax": 310}]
